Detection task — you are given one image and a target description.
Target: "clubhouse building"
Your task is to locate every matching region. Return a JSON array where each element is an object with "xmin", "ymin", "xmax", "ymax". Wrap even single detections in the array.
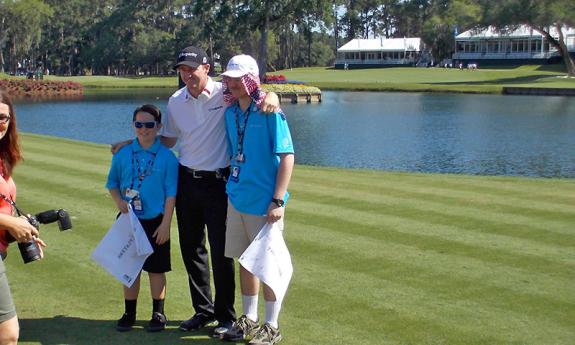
[
  {"xmin": 334, "ymin": 37, "xmax": 426, "ymax": 69},
  {"xmin": 452, "ymin": 25, "xmax": 575, "ymax": 66}
]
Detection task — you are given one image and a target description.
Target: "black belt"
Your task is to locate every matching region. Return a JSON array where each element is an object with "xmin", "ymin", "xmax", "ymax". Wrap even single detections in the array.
[{"xmin": 183, "ymin": 166, "xmax": 229, "ymax": 179}]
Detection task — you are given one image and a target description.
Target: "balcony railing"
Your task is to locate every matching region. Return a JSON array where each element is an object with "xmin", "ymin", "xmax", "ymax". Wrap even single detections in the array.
[{"xmin": 452, "ymin": 51, "xmax": 559, "ymax": 59}]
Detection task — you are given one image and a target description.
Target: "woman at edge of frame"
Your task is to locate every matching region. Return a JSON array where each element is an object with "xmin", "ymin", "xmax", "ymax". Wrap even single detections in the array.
[{"xmin": 0, "ymin": 89, "xmax": 46, "ymax": 345}]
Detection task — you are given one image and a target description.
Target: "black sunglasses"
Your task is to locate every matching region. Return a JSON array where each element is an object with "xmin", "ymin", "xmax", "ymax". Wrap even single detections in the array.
[
  {"xmin": 134, "ymin": 121, "xmax": 157, "ymax": 129},
  {"xmin": 0, "ymin": 115, "xmax": 11, "ymax": 124}
]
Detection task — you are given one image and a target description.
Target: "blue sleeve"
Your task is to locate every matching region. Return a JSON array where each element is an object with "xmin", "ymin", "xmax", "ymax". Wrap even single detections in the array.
[
  {"xmin": 269, "ymin": 112, "xmax": 294, "ymax": 154},
  {"xmin": 105, "ymin": 150, "xmax": 123, "ymax": 190},
  {"xmin": 164, "ymin": 150, "xmax": 179, "ymax": 198}
]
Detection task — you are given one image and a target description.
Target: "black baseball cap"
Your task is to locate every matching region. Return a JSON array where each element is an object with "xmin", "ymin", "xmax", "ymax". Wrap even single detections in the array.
[{"xmin": 173, "ymin": 46, "xmax": 209, "ymax": 70}]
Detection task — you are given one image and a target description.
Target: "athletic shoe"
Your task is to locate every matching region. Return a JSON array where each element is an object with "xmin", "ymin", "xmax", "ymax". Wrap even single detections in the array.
[
  {"xmin": 249, "ymin": 323, "xmax": 282, "ymax": 345},
  {"xmin": 116, "ymin": 313, "xmax": 135, "ymax": 332},
  {"xmin": 222, "ymin": 315, "xmax": 260, "ymax": 341},
  {"xmin": 179, "ymin": 313, "xmax": 216, "ymax": 331},
  {"xmin": 212, "ymin": 319, "xmax": 234, "ymax": 338},
  {"xmin": 147, "ymin": 312, "xmax": 167, "ymax": 332}
]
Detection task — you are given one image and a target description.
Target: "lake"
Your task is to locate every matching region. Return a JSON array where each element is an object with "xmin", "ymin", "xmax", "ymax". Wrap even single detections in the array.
[{"xmin": 13, "ymin": 90, "xmax": 575, "ymax": 178}]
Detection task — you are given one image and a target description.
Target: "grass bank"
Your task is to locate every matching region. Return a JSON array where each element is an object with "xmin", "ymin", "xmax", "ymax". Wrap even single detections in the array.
[
  {"xmin": 270, "ymin": 65, "xmax": 575, "ymax": 93},
  {"xmin": 4, "ymin": 65, "xmax": 574, "ymax": 94},
  {"xmin": 6, "ymin": 133, "xmax": 575, "ymax": 345}
]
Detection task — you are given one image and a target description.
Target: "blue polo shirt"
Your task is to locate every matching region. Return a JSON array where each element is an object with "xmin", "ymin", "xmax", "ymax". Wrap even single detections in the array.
[
  {"xmin": 225, "ymin": 102, "xmax": 294, "ymax": 216},
  {"xmin": 106, "ymin": 137, "xmax": 179, "ymax": 219}
]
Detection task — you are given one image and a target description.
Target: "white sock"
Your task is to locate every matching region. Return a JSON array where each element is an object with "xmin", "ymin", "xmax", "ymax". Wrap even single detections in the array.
[
  {"xmin": 264, "ymin": 300, "xmax": 281, "ymax": 329},
  {"xmin": 242, "ymin": 294, "xmax": 259, "ymax": 322}
]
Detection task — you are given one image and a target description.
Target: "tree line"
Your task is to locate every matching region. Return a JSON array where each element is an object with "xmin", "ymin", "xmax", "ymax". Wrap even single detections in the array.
[{"xmin": 0, "ymin": 0, "xmax": 573, "ymax": 77}]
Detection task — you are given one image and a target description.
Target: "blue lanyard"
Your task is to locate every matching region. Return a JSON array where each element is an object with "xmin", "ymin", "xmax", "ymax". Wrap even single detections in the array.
[
  {"xmin": 235, "ymin": 101, "xmax": 252, "ymax": 161},
  {"xmin": 130, "ymin": 150, "xmax": 156, "ymax": 191}
]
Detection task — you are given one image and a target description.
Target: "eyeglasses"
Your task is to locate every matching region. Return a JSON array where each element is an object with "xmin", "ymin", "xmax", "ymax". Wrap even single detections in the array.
[
  {"xmin": 134, "ymin": 121, "xmax": 156, "ymax": 129},
  {"xmin": 0, "ymin": 115, "xmax": 11, "ymax": 125}
]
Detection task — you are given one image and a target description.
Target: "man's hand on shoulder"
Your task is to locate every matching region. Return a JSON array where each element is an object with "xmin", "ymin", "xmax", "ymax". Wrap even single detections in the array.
[
  {"xmin": 160, "ymin": 136, "xmax": 177, "ymax": 148},
  {"xmin": 110, "ymin": 139, "xmax": 132, "ymax": 154},
  {"xmin": 261, "ymin": 92, "xmax": 280, "ymax": 114}
]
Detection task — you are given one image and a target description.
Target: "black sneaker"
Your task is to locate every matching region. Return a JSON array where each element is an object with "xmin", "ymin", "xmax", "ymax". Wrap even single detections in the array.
[
  {"xmin": 116, "ymin": 313, "xmax": 135, "ymax": 332},
  {"xmin": 147, "ymin": 312, "xmax": 167, "ymax": 332},
  {"xmin": 179, "ymin": 313, "xmax": 216, "ymax": 331},
  {"xmin": 212, "ymin": 319, "xmax": 234, "ymax": 338},
  {"xmin": 249, "ymin": 323, "xmax": 282, "ymax": 345},
  {"xmin": 222, "ymin": 315, "xmax": 260, "ymax": 341}
]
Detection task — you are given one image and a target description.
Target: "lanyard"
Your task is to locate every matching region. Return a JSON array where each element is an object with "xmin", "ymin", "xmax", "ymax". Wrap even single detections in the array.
[
  {"xmin": 235, "ymin": 101, "xmax": 252, "ymax": 162},
  {"xmin": 130, "ymin": 149, "xmax": 157, "ymax": 191}
]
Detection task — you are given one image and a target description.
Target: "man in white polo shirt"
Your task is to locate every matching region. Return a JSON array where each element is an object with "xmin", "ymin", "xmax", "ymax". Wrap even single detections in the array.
[{"xmin": 162, "ymin": 46, "xmax": 279, "ymax": 337}]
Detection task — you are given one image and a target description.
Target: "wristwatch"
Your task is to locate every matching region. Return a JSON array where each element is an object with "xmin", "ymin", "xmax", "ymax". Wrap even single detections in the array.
[{"xmin": 272, "ymin": 198, "xmax": 285, "ymax": 207}]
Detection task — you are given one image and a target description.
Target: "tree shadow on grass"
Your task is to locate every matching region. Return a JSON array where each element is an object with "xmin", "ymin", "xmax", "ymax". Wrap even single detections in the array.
[{"xmin": 19, "ymin": 315, "xmax": 237, "ymax": 345}]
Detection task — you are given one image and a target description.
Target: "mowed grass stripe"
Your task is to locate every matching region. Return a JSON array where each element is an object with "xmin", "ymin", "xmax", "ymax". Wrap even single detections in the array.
[
  {"xmin": 292, "ymin": 177, "xmax": 575, "ymax": 220},
  {"xmin": 287, "ymin": 286, "xmax": 507, "ymax": 345},
  {"xmin": 294, "ymin": 167, "xmax": 575, "ymax": 204},
  {"xmin": 291, "ymin": 179, "xmax": 575, "ymax": 236},
  {"xmin": 286, "ymin": 229, "xmax": 574, "ymax": 329},
  {"xmin": 286, "ymin": 221, "xmax": 574, "ymax": 305},
  {"xmin": 289, "ymin": 197, "xmax": 575, "ymax": 264},
  {"xmin": 294, "ymin": 174, "xmax": 575, "ymax": 213},
  {"xmin": 289, "ymin": 259, "xmax": 571, "ymax": 345},
  {"xmin": 288, "ymin": 202, "xmax": 575, "ymax": 279},
  {"xmin": 23, "ymin": 145, "xmax": 111, "ymax": 169},
  {"xmin": 290, "ymin": 186, "xmax": 575, "ymax": 248},
  {"xmin": 21, "ymin": 150, "xmax": 111, "ymax": 177}
]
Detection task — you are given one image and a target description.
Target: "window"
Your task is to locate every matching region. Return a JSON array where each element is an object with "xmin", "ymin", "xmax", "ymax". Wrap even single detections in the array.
[{"xmin": 530, "ymin": 39, "xmax": 541, "ymax": 52}]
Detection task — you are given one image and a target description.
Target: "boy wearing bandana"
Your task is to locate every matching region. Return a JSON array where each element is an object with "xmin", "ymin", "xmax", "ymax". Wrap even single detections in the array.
[{"xmin": 220, "ymin": 55, "xmax": 294, "ymax": 345}]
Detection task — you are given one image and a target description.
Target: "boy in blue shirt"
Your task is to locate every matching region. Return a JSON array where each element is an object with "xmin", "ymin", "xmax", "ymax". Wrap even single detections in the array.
[
  {"xmin": 106, "ymin": 104, "xmax": 178, "ymax": 332},
  {"xmin": 220, "ymin": 55, "xmax": 294, "ymax": 345}
]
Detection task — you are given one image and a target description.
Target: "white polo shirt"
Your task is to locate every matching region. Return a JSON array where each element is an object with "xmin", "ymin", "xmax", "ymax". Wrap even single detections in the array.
[{"xmin": 162, "ymin": 77, "xmax": 230, "ymax": 171}]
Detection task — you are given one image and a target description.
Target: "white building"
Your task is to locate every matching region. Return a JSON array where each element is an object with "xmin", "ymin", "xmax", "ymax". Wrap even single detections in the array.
[
  {"xmin": 452, "ymin": 25, "xmax": 575, "ymax": 65},
  {"xmin": 335, "ymin": 37, "xmax": 425, "ymax": 69}
]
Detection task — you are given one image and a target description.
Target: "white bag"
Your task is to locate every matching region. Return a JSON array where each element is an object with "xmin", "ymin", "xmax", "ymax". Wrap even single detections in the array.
[
  {"xmin": 239, "ymin": 222, "xmax": 293, "ymax": 303},
  {"xmin": 92, "ymin": 206, "xmax": 154, "ymax": 287}
]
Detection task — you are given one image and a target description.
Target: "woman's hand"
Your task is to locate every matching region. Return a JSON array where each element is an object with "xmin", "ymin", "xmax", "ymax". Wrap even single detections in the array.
[
  {"xmin": 266, "ymin": 202, "xmax": 284, "ymax": 224},
  {"xmin": 153, "ymin": 222, "xmax": 170, "ymax": 245},
  {"xmin": 6, "ymin": 216, "xmax": 40, "ymax": 243},
  {"xmin": 34, "ymin": 237, "xmax": 47, "ymax": 258}
]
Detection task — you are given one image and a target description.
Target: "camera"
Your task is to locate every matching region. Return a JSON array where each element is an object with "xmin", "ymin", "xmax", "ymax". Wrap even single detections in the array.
[{"xmin": 16, "ymin": 209, "xmax": 72, "ymax": 264}]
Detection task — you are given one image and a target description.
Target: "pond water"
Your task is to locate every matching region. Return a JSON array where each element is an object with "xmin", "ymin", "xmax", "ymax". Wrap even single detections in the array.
[{"xmin": 13, "ymin": 90, "xmax": 575, "ymax": 178}]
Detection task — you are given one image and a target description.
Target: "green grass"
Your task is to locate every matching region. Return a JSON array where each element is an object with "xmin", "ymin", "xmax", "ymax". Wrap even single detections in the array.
[
  {"xmin": 5, "ymin": 133, "xmax": 575, "ymax": 345},
  {"xmin": 44, "ymin": 75, "xmax": 179, "ymax": 89},
  {"xmin": 4, "ymin": 64, "xmax": 574, "ymax": 94},
  {"xmin": 271, "ymin": 65, "xmax": 575, "ymax": 93}
]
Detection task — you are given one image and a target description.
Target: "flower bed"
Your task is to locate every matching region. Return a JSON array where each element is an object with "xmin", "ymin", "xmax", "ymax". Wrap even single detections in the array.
[
  {"xmin": 263, "ymin": 74, "xmax": 306, "ymax": 85},
  {"xmin": 262, "ymin": 83, "xmax": 321, "ymax": 94},
  {"xmin": 0, "ymin": 79, "xmax": 83, "ymax": 97}
]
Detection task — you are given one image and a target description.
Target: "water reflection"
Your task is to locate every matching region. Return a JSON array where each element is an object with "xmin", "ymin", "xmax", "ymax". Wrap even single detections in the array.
[{"xmin": 14, "ymin": 90, "xmax": 575, "ymax": 178}]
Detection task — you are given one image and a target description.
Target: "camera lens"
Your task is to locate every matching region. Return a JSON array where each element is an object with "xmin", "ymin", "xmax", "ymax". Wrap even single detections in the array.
[
  {"xmin": 57, "ymin": 209, "xmax": 72, "ymax": 231},
  {"xmin": 18, "ymin": 240, "xmax": 42, "ymax": 264}
]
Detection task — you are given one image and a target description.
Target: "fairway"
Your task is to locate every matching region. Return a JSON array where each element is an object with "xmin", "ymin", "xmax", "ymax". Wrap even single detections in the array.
[
  {"xmin": 4, "ymin": 133, "xmax": 575, "ymax": 345},
  {"xmin": 273, "ymin": 65, "xmax": 575, "ymax": 93}
]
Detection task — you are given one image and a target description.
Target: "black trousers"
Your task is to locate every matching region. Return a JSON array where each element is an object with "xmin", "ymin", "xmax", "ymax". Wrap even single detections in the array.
[{"xmin": 176, "ymin": 165, "xmax": 236, "ymax": 323}]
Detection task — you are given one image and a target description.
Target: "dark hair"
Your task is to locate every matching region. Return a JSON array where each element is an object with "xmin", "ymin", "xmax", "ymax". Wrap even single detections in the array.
[
  {"xmin": 0, "ymin": 90, "xmax": 22, "ymax": 177},
  {"xmin": 133, "ymin": 104, "xmax": 162, "ymax": 122}
]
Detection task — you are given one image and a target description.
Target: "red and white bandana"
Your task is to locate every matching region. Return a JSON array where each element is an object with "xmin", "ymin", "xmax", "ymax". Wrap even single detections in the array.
[{"xmin": 222, "ymin": 73, "xmax": 267, "ymax": 108}]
